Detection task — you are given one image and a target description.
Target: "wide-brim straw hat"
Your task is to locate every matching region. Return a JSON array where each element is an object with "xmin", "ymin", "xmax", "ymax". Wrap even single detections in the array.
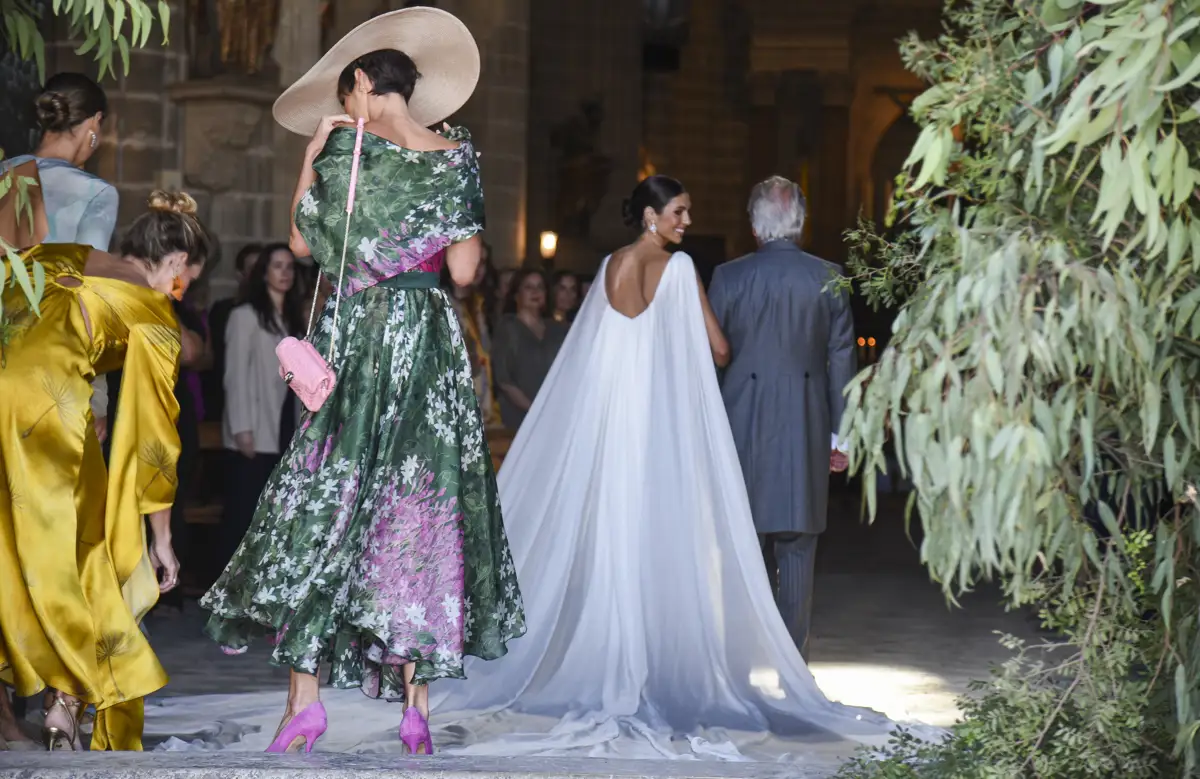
[{"xmin": 273, "ymin": 7, "xmax": 480, "ymax": 136}]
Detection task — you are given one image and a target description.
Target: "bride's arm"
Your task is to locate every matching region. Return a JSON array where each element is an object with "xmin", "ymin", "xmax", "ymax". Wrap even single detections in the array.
[{"xmin": 696, "ymin": 269, "xmax": 731, "ymax": 367}]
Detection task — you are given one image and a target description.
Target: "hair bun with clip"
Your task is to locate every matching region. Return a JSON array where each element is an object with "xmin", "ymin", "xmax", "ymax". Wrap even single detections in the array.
[{"xmin": 146, "ymin": 190, "xmax": 199, "ymax": 216}]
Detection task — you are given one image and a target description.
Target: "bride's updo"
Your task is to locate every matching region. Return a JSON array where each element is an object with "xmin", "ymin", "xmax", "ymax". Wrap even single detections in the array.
[
  {"xmin": 119, "ymin": 190, "xmax": 212, "ymax": 268},
  {"xmin": 621, "ymin": 175, "xmax": 686, "ymax": 229}
]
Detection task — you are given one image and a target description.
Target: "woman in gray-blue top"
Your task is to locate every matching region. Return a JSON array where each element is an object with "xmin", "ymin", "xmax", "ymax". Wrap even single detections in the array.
[{"xmin": 5, "ymin": 72, "xmax": 118, "ymax": 250}]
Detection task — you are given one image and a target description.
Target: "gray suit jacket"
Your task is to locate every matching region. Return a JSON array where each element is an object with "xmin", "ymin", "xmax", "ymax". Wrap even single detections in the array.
[{"xmin": 709, "ymin": 240, "xmax": 856, "ymax": 535}]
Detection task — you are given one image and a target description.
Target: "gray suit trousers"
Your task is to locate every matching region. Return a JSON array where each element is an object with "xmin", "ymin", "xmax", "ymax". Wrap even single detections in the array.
[{"xmin": 760, "ymin": 532, "xmax": 819, "ymax": 661}]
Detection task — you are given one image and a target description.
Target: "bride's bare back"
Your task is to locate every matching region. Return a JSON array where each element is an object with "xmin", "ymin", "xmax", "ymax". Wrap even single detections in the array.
[
  {"xmin": 604, "ymin": 246, "xmax": 672, "ymax": 320},
  {"xmin": 604, "ymin": 244, "xmax": 731, "ymax": 366}
]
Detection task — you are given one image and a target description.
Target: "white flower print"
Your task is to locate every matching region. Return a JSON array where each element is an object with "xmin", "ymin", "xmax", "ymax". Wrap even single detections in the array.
[
  {"xmin": 400, "ymin": 455, "xmax": 420, "ymax": 485},
  {"xmin": 404, "ymin": 603, "xmax": 428, "ymax": 628},
  {"xmin": 357, "ymin": 236, "xmax": 379, "ymax": 262},
  {"xmin": 300, "ymin": 191, "xmax": 319, "ymax": 216}
]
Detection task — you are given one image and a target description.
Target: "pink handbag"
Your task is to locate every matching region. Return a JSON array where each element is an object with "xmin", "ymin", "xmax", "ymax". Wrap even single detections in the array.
[{"xmin": 277, "ymin": 118, "xmax": 367, "ymax": 413}]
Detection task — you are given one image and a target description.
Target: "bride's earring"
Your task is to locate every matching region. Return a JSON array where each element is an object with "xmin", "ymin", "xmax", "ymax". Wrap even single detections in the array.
[
  {"xmin": 648, "ymin": 223, "xmax": 657, "ymax": 235},
  {"xmin": 89, "ymin": 131, "xmax": 98, "ymax": 150}
]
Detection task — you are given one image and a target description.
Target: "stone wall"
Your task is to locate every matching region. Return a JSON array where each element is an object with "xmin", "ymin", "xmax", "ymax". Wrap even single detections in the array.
[
  {"xmin": 169, "ymin": 80, "xmax": 283, "ymax": 301},
  {"xmin": 638, "ymin": 0, "xmax": 945, "ymax": 264},
  {"xmin": 643, "ymin": 0, "xmax": 752, "ymax": 260}
]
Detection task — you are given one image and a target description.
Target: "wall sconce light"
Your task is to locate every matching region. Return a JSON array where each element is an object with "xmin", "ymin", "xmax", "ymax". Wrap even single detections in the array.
[{"xmin": 539, "ymin": 231, "xmax": 558, "ymax": 260}]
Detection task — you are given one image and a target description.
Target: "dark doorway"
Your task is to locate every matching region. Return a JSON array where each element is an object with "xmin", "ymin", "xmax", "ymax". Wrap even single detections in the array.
[{"xmin": 680, "ymin": 234, "xmax": 727, "ymax": 289}]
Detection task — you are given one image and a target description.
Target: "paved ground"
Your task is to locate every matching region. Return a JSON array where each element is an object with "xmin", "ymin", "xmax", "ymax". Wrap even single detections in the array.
[
  {"xmin": 0, "ymin": 488, "xmax": 1039, "ymax": 777},
  {"xmin": 805, "ymin": 490, "xmax": 1039, "ymax": 727},
  {"xmin": 133, "ymin": 490, "xmax": 1036, "ymax": 727}
]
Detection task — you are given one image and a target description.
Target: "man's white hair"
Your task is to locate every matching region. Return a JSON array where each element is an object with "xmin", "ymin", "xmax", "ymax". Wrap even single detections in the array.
[{"xmin": 747, "ymin": 176, "xmax": 807, "ymax": 243}]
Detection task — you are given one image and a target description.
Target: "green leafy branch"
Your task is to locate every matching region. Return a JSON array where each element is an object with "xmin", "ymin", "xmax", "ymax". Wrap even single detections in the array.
[{"xmin": 838, "ymin": 0, "xmax": 1200, "ymax": 774}]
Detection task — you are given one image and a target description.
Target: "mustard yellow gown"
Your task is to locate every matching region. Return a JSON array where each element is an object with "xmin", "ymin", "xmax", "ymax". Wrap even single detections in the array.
[{"xmin": 0, "ymin": 243, "xmax": 182, "ymax": 750}]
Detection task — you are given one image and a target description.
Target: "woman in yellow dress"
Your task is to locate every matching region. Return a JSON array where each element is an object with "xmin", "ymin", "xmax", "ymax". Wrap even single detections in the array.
[{"xmin": 0, "ymin": 191, "xmax": 211, "ymax": 751}]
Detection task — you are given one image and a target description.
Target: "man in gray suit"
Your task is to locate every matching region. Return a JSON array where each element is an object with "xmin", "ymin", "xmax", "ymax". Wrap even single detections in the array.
[{"xmin": 708, "ymin": 176, "xmax": 856, "ymax": 661}]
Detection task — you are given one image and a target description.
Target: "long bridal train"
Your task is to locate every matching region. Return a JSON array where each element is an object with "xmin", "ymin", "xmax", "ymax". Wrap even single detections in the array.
[
  {"xmin": 425, "ymin": 253, "xmax": 937, "ymax": 759},
  {"xmin": 141, "ymin": 253, "xmax": 940, "ymax": 760}
]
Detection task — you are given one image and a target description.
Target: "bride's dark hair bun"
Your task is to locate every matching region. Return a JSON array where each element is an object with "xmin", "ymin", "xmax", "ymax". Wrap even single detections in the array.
[
  {"xmin": 620, "ymin": 198, "xmax": 638, "ymax": 228},
  {"xmin": 621, "ymin": 175, "xmax": 686, "ymax": 229}
]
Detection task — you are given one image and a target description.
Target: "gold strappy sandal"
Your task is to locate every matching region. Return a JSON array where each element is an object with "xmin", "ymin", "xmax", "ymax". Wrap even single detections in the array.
[{"xmin": 41, "ymin": 695, "xmax": 81, "ymax": 751}]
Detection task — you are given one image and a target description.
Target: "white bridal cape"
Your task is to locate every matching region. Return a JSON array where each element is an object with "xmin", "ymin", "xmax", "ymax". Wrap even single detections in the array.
[
  {"xmin": 428, "ymin": 252, "xmax": 906, "ymax": 759},
  {"xmin": 144, "ymin": 253, "xmax": 926, "ymax": 761}
]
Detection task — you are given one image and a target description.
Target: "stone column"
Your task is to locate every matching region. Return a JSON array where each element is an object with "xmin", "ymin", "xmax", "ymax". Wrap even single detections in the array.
[
  {"xmin": 269, "ymin": 0, "xmax": 325, "ymax": 244},
  {"xmin": 811, "ymin": 73, "xmax": 852, "ymax": 264},
  {"xmin": 525, "ymin": 0, "xmax": 642, "ymax": 272},
  {"xmin": 447, "ymin": 0, "xmax": 532, "ymax": 269}
]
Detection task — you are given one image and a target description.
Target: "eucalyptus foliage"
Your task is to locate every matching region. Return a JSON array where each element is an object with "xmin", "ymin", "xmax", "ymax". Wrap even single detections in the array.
[
  {"xmin": 840, "ymin": 0, "xmax": 1200, "ymax": 772},
  {"xmin": 0, "ymin": 0, "xmax": 170, "ymax": 320}
]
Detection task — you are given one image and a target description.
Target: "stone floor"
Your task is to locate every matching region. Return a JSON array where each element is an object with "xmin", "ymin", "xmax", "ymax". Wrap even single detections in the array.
[{"xmin": 0, "ymin": 489, "xmax": 1039, "ymax": 777}]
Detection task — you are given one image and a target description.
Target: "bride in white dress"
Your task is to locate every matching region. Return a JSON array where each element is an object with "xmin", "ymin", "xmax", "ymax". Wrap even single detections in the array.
[{"xmin": 428, "ymin": 176, "xmax": 910, "ymax": 761}]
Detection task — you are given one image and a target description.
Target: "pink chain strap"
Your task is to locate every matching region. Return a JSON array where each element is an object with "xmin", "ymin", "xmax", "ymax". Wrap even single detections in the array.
[{"xmin": 347, "ymin": 117, "xmax": 365, "ymax": 214}]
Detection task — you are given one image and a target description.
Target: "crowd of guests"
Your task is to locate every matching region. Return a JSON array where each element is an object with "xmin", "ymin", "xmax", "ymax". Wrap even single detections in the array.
[{"xmin": 439, "ymin": 243, "xmax": 585, "ymax": 432}]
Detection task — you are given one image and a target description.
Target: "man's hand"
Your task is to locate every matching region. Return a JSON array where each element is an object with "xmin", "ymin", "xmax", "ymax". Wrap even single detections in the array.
[
  {"xmin": 94, "ymin": 415, "xmax": 108, "ymax": 444},
  {"xmin": 830, "ymin": 450, "xmax": 849, "ymax": 473},
  {"xmin": 235, "ymin": 432, "xmax": 256, "ymax": 459}
]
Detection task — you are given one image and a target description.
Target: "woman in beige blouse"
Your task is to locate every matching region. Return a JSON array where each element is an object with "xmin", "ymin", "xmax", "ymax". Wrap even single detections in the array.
[{"xmin": 219, "ymin": 243, "xmax": 304, "ymax": 569}]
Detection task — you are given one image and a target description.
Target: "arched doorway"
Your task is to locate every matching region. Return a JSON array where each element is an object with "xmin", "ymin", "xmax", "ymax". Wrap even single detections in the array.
[
  {"xmin": 848, "ymin": 113, "xmax": 921, "ymax": 366},
  {"xmin": 870, "ymin": 114, "xmax": 920, "ymax": 228}
]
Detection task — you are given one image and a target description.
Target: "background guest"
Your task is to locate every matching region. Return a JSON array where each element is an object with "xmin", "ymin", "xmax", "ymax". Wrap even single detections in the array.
[
  {"xmin": 219, "ymin": 243, "xmax": 303, "ymax": 570},
  {"xmin": 205, "ymin": 243, "xmax": 262, "ymax": 422},
  {"xmin": 493, "ymin": 269, "xmax": 567, "ymax": 432},
  {"xmin": 494, "ymin": 266, "xmax": 516, "ymax": 327},
  {"xmin": 550, "ymin": 270, "xmax": 580, "ymax": 324}
]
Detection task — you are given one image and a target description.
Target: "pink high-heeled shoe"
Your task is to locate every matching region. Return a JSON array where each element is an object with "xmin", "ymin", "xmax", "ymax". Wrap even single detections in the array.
[
  {"xmin": 266, "ymin": 701, "xmax": 327, "ymax": 753},
  {"xmin": 399, "ymin": 707, "xmax": 433, "ymax": 755}
]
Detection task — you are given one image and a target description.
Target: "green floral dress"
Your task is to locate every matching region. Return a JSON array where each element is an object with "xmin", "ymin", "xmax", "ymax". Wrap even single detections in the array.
[{"xmin": 201, "ymin": 126, "xmax": 526, "ymax": 698}]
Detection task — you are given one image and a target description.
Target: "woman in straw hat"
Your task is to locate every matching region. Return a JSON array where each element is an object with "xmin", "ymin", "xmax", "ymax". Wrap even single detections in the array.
[{"xmin": 200, "ymin": 8, "xmax": 525, "ymax": 755}]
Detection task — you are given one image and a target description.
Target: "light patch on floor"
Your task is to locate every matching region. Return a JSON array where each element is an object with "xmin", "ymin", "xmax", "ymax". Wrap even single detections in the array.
[{"xmin": 810, "ymin": 663, "xmax": 961, "ymax": 728}]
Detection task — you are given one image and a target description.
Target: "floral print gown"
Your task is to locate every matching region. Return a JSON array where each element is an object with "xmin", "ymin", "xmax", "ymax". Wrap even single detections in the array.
[{"xmin": 201, "ymin": 126, "xmax": 525, "ymax": 698}]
